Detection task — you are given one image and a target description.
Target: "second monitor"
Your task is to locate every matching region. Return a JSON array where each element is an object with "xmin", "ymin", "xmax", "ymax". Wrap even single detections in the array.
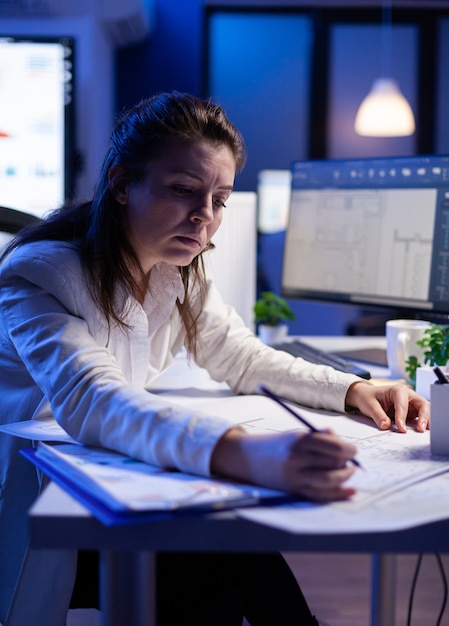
[{"xmin": 282, "ymin": 154, "xmax": 449, "ymax": 322}]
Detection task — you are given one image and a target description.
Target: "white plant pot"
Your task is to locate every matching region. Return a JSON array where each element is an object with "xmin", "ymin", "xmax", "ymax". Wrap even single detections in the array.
[{"xmin": 258, "ymin": 324, "xmax": 288, "ymax": 346}]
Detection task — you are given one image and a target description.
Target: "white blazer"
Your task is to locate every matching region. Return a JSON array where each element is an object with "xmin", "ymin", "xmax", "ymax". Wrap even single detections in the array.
[{"xmin": 0, "ymin": 241, "xmax": 358, "ymax": 625}]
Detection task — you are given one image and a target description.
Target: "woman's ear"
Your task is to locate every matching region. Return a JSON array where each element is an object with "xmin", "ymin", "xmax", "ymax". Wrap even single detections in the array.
[{"xmin": 108, "ymin": 166, "xmax": 129, "ymax": 205}]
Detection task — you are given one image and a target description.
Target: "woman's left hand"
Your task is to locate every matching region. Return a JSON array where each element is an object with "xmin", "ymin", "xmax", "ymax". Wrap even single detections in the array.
[{"xmin": 345, "ymin": 381, "xmax": 430, "ymax": 433}]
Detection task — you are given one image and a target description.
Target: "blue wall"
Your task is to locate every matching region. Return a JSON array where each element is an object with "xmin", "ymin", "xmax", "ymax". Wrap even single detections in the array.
[
  {"xmin": 116, "ymin": 0, "xmax": 204, "ymax": 110},
  {"xmin": 208, "ymin": 12, "xmax": 312, "ymax": 192}
]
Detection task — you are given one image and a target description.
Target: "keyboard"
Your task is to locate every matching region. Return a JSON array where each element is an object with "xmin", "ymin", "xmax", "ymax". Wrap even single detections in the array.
[{"xmin": 272, "ymin": 339, "xmax": 371, "ymax": 380}]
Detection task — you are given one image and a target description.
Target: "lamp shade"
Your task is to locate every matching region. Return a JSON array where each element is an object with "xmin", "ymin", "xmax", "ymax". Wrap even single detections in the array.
[{"xmin": 354, "ymin": 78, "xmax": 415, "ymax": 137}]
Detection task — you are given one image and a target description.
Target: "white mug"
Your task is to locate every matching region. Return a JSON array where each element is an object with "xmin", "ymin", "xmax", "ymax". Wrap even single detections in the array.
[{"xmin": 386, "ymin": 319, "xmax": 430, "ymax": 380}]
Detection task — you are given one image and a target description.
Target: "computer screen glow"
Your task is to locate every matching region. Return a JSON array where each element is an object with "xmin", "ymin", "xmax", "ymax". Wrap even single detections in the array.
[
  {"xmin": 0, "ymin": 36, "xmax": 74, "ymax": 218},
  {"xmin": 282, "ymin": 155, "xmax": 449, "ymax": 317}
]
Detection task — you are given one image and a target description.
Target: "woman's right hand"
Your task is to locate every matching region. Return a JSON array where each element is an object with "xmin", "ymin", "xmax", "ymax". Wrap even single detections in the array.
[{"xmin": 211, "ymin": 427, "xmax": 358, "ymax": 502}]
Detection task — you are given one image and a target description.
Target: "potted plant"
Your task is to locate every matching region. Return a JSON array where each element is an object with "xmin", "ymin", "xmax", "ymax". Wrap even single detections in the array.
[
  {"xmin": 253, "ymin": 291, "xmax": 295, "ymax": 345},
  {"xmin": 406, "ymin": 322, "xmax": 449, "ymax": 388}
]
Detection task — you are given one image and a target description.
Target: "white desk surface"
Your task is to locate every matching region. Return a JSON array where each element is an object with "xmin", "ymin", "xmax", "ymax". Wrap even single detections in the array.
[
  {"xmin": 29, "ymin": 479, "xmax": 449, "ymax": 554},
  {"xmin": 28, "ymin": 334, "xmax": 449, "ymax": 556},
  {"xmin": 294, "ymin": 335, "xmax": 387, "ymax": 354},
  {"xmin": 26, "ymin": 335, "xmax": 443, "ymax": 626}
]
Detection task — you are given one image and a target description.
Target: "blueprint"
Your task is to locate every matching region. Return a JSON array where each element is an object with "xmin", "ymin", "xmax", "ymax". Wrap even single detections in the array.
[{"xmin": 283, "ymin": 187, "xmax": 437, "ymax": 303}]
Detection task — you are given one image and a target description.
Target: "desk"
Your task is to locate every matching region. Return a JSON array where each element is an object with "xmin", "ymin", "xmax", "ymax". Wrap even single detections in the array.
[
  {"xmin": 29, "ymin": 483, "xmax": 449, "ymax": 626},
  {"xmin": 27, "ymin": 336, "xmax": 442, "ymax": 626}
]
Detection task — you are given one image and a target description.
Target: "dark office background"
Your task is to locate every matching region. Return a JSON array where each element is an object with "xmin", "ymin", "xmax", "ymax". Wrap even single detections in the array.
[{"xmin": 115, "ymin": 0, "xmax": 449, "ymax": 336}]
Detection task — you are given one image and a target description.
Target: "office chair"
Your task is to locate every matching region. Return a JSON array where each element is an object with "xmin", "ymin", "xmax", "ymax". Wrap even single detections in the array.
[
  {"xmin": 0, "ymin": 205, "xmax": 40, "ymax": 234},
  {"xmin": 0, "ymin": 206, "xmax": 41, "ymax": 253}
]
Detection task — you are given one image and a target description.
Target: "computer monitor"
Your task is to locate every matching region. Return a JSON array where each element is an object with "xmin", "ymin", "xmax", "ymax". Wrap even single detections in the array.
[
  {"xmin": 0, "ymin": 35, "xmax": 75, "ymax": 219},
  {"xmin": 281, "ymin": 154, "xmax": 449, "ymax": 321}
]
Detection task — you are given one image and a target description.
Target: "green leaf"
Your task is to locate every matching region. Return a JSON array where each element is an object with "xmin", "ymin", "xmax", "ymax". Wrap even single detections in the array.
[
  {"xmin": 405, "ymin": 322, "xmax": 449, "ymax": 388},
  {"xmin": 253, "ymin": 291, "xmax": 296, "ymax": 327}
]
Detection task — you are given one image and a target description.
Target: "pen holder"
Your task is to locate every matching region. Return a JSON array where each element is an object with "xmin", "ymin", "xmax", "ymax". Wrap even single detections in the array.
[
  {"xmin": 430, "ymin": 382, "xmax": 449, "ymax": 456},
  {"xmin": 416, "ymin": 367, "xmax": 436, "ymax": 401}
]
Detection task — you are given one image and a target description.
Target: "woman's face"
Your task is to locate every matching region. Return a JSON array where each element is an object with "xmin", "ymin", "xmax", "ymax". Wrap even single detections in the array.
[{"xmin": 112, "ymin": 139, "xmax": 236, "ymax": 274}]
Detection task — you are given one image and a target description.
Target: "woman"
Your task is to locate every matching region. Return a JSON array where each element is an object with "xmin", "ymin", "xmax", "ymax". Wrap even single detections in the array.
[{"xmin": 0, "ymin": 92, "xmax": 429, "ymax": 626}]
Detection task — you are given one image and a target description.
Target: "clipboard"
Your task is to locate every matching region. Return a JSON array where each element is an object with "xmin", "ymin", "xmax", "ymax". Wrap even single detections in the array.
[{"xmin": 22, "ymin": 442, "xmax": 291, "ymax": 526}]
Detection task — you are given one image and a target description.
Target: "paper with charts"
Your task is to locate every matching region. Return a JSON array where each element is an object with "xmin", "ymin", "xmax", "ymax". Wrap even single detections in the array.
[{"xmin": 27, "ymin": 440, "xmax": 286, "ymax": 515}]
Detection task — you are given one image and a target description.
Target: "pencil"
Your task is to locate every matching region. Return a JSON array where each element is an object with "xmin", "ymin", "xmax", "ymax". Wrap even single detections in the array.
[
  {"xmin": 433, "ymin": 365, "xmax": 449, "ymax": 385},
  {"xmin": 259, "ymin": 384, "xmax": 363, "ymax": 469}
]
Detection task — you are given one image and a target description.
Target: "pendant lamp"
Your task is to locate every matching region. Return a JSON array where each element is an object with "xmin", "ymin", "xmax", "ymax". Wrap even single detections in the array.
[
  {"xmin": 354, "ymin": 1, "xmax": 415, "ymax": 137},
  {"xmin": 354, "ymin": 78, "xmax": 415, "ymax": 136}
]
